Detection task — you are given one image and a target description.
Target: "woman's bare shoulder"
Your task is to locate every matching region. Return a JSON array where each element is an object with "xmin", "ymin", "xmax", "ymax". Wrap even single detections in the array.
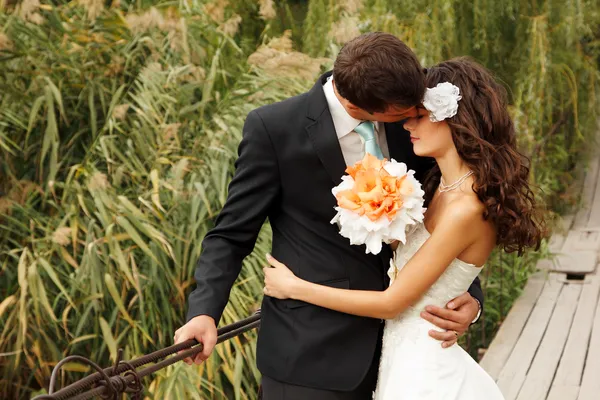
[
  {"xmin": 434, "ymin": 194, "xmax": 495, "ymax": 264},
  {"xmin": 439, "ymin": 193, "xmax": 485, "ymax": 224},
  {"xmin": 438, "ymin": 194, "xmax": 494, "ymax": 237}
]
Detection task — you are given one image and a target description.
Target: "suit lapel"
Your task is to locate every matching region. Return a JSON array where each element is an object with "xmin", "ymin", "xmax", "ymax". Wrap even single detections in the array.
[{"xmin": 305, "ymin": 72, "xmax": 347, "ymax": 186}]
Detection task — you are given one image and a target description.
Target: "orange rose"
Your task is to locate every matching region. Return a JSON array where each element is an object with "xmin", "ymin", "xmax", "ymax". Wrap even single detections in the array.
[
  {"xmin": 345, "ymin": 153, "xmax": 386, "ymax": 179},
  {"xmin": 336, "ymin": 190, "xmax": 363, "ymax": 212},
  {"xmin": 336, "ymin": 154, "xmax": 409, "ymax": 222}
]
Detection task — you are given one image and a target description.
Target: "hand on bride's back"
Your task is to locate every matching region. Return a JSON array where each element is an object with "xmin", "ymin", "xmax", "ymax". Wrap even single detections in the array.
[{"xmin": 263, "ymin": 254, "xmax": 298, "ymax": 299}]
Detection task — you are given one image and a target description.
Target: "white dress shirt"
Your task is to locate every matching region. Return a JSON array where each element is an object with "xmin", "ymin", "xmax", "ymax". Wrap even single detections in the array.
[{"xmin": 322, "ymin": 77, "xmax": 390, "ymax": 166}]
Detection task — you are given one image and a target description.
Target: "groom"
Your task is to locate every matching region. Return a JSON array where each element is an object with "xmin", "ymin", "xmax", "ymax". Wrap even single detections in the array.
[{"xmin": 175, "ymin": 32, "xmax": 484, "ymax": 399}]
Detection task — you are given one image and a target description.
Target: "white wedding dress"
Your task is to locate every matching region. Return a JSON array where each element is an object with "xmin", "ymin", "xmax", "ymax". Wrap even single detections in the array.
[{"xmin": 373, "ymin": 222, "xmax": 504, "ymax": 400}]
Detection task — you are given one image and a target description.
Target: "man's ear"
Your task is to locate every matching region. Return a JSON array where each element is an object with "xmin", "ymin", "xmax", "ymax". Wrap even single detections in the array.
[
  {"xmin": 347, "ymin": 103, "xmax": 368, "ymax": 114},
  {"xmin": 346, "ymin": 103, "xmax": 359, "ymax": 111},
  {"xmin": 345, "ymin": 102, "xmax": 369, "ymax": 119}
]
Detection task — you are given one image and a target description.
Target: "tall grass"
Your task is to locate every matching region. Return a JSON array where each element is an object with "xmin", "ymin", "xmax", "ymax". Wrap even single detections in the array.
[
  {"xmin": 0, "ymin": 2, "xmax": 323, "ymax": 398},
  {"xmin": 0, "ymin": 0, "xmax": 598, "ymax": 399}
]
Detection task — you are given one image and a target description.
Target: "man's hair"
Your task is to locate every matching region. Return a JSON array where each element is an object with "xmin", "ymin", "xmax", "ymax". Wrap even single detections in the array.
[{"xmin": 333, "ymin": 32, "xmax": 425, "ymax": 113}]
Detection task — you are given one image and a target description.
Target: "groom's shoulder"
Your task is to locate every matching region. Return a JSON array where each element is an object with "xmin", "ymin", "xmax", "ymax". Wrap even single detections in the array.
[{"xmin": 249, "ymin": 90, "xmax": 311, "ymax": 123}]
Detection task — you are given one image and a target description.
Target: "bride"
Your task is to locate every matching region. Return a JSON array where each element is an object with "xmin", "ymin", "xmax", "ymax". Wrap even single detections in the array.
[{"xmin": 262, "ymin": 58, "xmax": 545, "ymax": 399}]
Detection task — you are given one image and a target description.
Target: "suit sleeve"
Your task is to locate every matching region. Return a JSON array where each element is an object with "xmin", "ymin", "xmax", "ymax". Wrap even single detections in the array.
[
  {"xmin": 468, "ymin": 277, "xmax": 484, "ymax": 321},
  {"xmin": 186, "ymin": 110, "xmax": 280, "ymax": 323}
]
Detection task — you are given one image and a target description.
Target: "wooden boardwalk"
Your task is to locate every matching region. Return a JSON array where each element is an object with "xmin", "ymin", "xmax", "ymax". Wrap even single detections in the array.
[{"xmin": 479, "ymin": 135, "xmax": 600, "ymax": 400}]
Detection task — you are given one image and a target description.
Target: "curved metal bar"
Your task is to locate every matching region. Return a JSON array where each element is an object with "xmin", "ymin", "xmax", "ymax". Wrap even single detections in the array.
[
  {"xmin": 31, "ymin": 355, "xmax": 118, "ymax": 400},
  {"xmin": 32, "ymin": 310, "xmax": 261, "ymax": 400},
  {"xmin": 119, "ymin": 361, "xmax": 143, "ymax": 397}
]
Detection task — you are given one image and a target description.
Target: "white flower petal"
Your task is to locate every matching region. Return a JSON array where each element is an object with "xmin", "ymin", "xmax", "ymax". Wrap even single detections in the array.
[
  {"xmin": 423, "ymin": 82, "xmax": 462, "ymax": 122},
  {"xmin": 387, "ymin": 260, "xmax": 397, "ymax": 283},
  {"xmin": 365, "ymin": 234, "xmax": 383, "ymax": 254}
]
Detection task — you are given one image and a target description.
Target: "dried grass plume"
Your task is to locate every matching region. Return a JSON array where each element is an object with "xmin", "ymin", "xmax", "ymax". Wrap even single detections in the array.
[
  {"xmin": 0, "ymin": 33, "xmax": 13, "ymax": 51},
  {"xmin": 88, "ymin": 172, "xmax": 111, "ymax": 191},
  {"xmin": 248, "ymin": 31, "xmax": 329, "ymax": 81},
  {"xmin": 203, "ymin": 0, "xmax": 228, "ymax": 23},
  {"xmin": 126, "ymin": 7, "xmax": 185, "ymax": 50},
  {"xmin": 259, "ymin": 0, "xmax": 277, "ymax": 20},
  {"xmin": 126, "ymin": 7, "xmax": 180, "ymax": 34},
  {"xmin": 17, "ymin": 0, "xmax": 45, "ymax": 24},
  {"xmin": 79, "ymin": 0, "xmax": 105, "ymax": 21},
  {"xmin": 329, "ymin": 16, "xmax": 361, "ymax": 44},
  {"xmin": 219, "ymin": 14, "xmax": 242, "ymax": 37},
  {"xmin": 112, "ymin": 104, "xmax": 130, "ymax": 120},
  {"xmin": 340, "ymin": 0, "xmax": 363, "ymax": 14},
  {"xmin": 52, "ymin": 227, "xmax": 72, "ymax": 246}
]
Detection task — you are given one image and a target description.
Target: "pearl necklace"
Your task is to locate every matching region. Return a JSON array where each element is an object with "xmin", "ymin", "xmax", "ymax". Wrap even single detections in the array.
[{"xmin": 439, "ymin": 171, "xmax": 474, "ymax": 193}]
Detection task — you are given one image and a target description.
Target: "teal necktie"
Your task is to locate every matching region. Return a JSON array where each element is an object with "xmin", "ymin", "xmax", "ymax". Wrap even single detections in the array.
[{"xmin": 354, "ymin": 121, "xmax": 384, "ymax": 160}]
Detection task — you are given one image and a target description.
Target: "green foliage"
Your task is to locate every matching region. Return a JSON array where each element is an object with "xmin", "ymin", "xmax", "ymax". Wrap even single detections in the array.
[
  {"xmin": 0, "ymin": 1, "xmax": 314, "ymax": 398},
  {"xmin": 0, "ymin": 0, "xmax": 598, "ymax": 399}
]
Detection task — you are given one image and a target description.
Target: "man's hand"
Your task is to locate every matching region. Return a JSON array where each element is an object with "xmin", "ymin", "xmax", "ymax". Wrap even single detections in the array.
[
  {"xmin": 173, "ymin": 315, "xmax": 217, "ymax": 365},
  {"xmin": 420, "ymin": 292, "xmax": 480, "ymax": 348}
]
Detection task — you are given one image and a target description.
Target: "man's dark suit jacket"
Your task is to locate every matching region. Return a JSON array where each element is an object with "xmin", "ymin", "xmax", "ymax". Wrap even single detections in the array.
[{"xmin": 187, "ymin": 71, "xmax": 484, "ymax": 391}]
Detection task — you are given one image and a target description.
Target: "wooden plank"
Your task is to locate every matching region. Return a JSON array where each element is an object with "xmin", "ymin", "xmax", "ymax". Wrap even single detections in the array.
[
  {"xmin": 549, "ymin": 215, "xmax": 576, "ymax": 253},
  {"xmin": 547, "ymin": 386, "xmax": 580, "ymax": 400},
  {"xmin": 479, "ymin": 272, "xmax": 546, "ymax": 380},
  {"xmin": 516, "ymin": 283, "xmax": 582, "ymax": 400},
  {"xmin": 562, "ymin": 228, "xmax": 600, "ymax": 252},
  {"xmin": 562, "ymin": 214, "xmax": 576, "ymax": 232},
  {"xmin": 587, "ymin": 149, "xmax": 600, "ymax": 227},
  {"xmin": 573, "ymin": 126, "xmax": 600, "ymax": 229},
  {"xmin": 496, "ymin": 275, "xmax": 563, "ymax": 400},
  {"xmin": 535, "ymin": 251, "xmax": 597, "ymax": 274},
  {"xmin": 553, "ymin": 275, "xmax": 600, "ymax": 387},
  {"xmin": 573, "ymin": 160, "xmax": 599, "ymax": 228},
  {"xmin": 578, "ymin": 282, "xmax": 600, "ymax": 400},
  {"xmin": 536, "ymin": 258, "xmax": 553, "ymax": 271}
]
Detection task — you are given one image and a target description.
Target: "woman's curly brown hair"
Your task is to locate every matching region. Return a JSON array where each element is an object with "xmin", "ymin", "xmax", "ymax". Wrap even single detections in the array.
[{"xmin": 422, "ymin": 57, "xmax": 546, "ymax": 254}]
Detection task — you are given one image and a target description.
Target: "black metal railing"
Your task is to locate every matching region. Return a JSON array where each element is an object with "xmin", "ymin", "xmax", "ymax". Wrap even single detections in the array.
[{"xmin": 33, "ymin": 312, "xmax": 261, "ymax": 400}]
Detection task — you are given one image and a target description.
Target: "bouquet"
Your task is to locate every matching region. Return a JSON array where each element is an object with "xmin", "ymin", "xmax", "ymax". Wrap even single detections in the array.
[{"xmin": 330, "ymin": 154, "xmax": 426, "ymax": 254}]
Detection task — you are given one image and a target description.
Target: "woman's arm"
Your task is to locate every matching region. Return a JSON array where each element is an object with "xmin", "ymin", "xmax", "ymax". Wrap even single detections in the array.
[{"xmin": 264, "ymin": 204, "xmax": 482, "ymax": 320}]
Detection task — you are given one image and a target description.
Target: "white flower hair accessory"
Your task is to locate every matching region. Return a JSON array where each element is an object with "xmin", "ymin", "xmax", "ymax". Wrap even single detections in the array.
[{"xmin": 422, "ymin": 82, "xmax": 462, "ymax": 122}]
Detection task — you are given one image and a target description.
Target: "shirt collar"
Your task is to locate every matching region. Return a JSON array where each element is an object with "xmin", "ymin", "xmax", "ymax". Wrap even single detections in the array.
[{"xmin": 323, "ymin": 76, "xmax": 364, "ymax": 139}]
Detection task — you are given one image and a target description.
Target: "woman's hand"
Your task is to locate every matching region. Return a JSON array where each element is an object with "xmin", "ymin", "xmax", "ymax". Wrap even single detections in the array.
[{"xmin": 263, "ymin": 254, "xmax": 300, "ymax": 299}]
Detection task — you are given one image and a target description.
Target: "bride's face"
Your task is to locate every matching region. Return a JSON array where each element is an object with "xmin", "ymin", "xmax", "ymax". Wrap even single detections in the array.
[{"xmin": 403, "ymin": 107, "xmax": 455, "ymax": 158}]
